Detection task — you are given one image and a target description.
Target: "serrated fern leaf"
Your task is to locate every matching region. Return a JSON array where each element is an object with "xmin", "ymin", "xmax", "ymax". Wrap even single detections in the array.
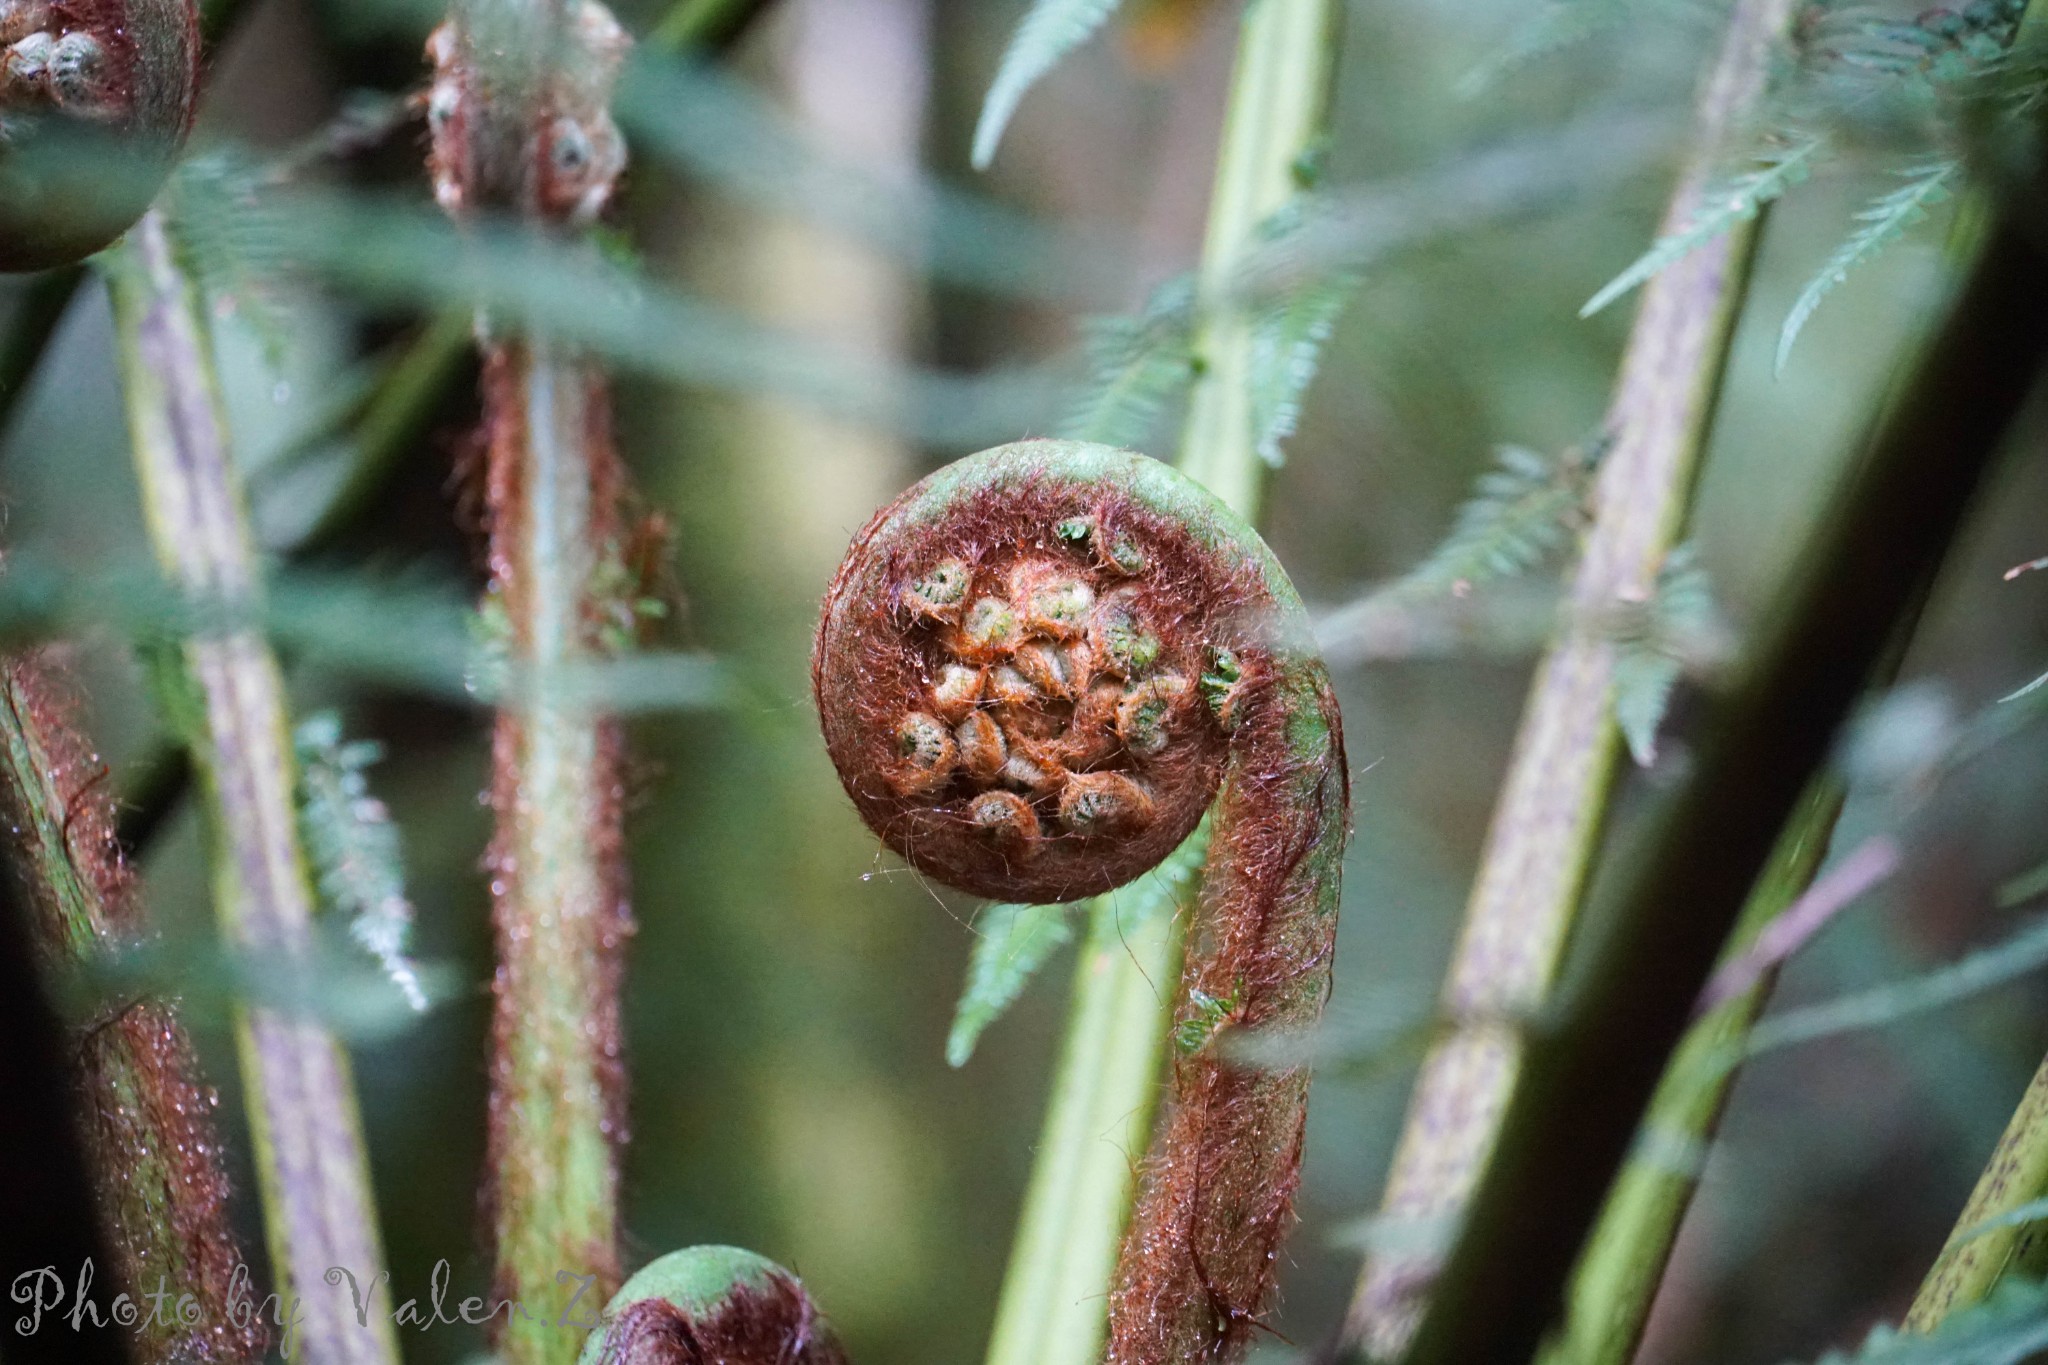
[
  {"xmin": 1060, "ymin": 274, "xmax": 1197, "ymax": 450},
  {"xmin": 1582, "ymin": 137, "xmax": 1823, "ymax": 318},
  {"xmin": 1402, "ymin": 441, "xmax": 1601, "ymax": 592},
  {"xmin": 947, "ymin": 902, "xmax": 1074, "ymax": 1067},
  {"xmin": 1777, "ymin": 160, "xmax": 1958, "ymax": 373},
  {"xmin": 1610, "ymin": 542, "xmax": 1716, "ymax": 766},
  {"xmin": 945, "ymin": 817, "xmax": 1210, "ymax": 1066},
  {"xmin": 1797, "ymin": 1276, "xmax": 2048, "ymax": 1364},
  {"xmin": 1249, "ymin": 264, "xmax": 1360, "ymax": 467},
  {"xmin": 295, "ymin": 711, "xmax": 426, "ymax": 1012},
  {"xmin": 972, "ymin": 0, "xmax": 1127, "ymax": 170}
]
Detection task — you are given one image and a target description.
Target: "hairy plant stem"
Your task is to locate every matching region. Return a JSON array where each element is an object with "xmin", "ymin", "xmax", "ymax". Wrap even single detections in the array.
[
  {"xmin": 427, "ymin": 5, "xmax": 637, "ymax": 1359},
  {"xmin": 1346, "ymin": 0, "xmax": 1795, "ymax": 1352},
  {"xmin": 1398, "ymin": 197, "xmax": 2048, "ymax": 1365},
  {"xmin": 1537, "ymin": 776, "xmax": 1844, "ymax": 1365},
  {"xmin": 978, "ymin": 7, "xmax": 1340, "ymax": 1365},
  {"xmin": 107, "ymin": 210, "xmax": 401, "ymax": 1365},
  {"xmin": 0, "ymin": 655, "xmax": 264, "ymax": 1364},
  {"xmin": 0, "ymin": 863, "xmax": 135, "ymax": 1365},
  {"xmin": 478, "ymin": 333, "xmax": 632, "ymax": 1364}
]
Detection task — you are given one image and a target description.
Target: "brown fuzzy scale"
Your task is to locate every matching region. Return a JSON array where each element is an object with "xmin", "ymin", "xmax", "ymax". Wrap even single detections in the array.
[
  {"xmin": 0, "ymin": 0, "xmax": 199, "ymax": 270},
  {"xmin": 1, "ymin": 658, "xmax": 264, "ymax": 1364},
  {"xmin": 814, "ymin": 476, "xmax": 1257, "ymax": 904},
  {"xmin": 589, "ymin": 1273, "xmax": 849, "ymax": 1365}
]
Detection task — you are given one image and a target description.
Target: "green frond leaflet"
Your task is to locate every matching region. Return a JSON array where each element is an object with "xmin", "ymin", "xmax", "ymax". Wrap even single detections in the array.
[
  {"xmin": 972, "ymin": 0, "xmax": 1127, "ymax": 171},
  {"xmin": 1776, "ymin": 160, "xmax": 1958, "ymax": 374},
  {"xmin": 1582, "ymin": 137, "xmax": 1821, "ymax": 319}
]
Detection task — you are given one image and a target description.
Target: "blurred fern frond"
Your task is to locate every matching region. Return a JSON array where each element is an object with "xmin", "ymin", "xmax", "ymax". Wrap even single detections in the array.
[
  {"xmin": 1583, "ymin": 135, "xmax": 1823, "ymax": 317},
  {"xmin": 1246, "ymin": 199, "xmax": 1363, "ymax": 468},
  {"xmin": 1061, "ymin": 274, "xmax": 1196, "ymax": 450},
  {"xmin": 1777, "ymin": 159, "xmax": 1958, "ymax": 372},
  {"xmin": 162, "ymin": 150, "xmax": 296, "ymax": 364},
  {"xmin": 1400, "ymin": 440, "xmax": 1603, "ymax": 594},
  {"xmin": 1608, "ymin": 542, "xmax": 1717, "ymax": 766},
  {"xmin": 617, "ymin": 56, "xmax": 1131, "ymax": 304},
  {"xmin": 972, "ymin": 0, "xmax": 1127, "ymax": 170},
  {"xmin": 295, "ymin": 712, "xmax": 426, "ymax": 1013},
  {"xmin": 1745, "ymin": 914, "xmax": 2048, "ymax": 1059},
  {"xmin": 1460, "ymin": 0, "xmax": 1696, "ymax": 96}
]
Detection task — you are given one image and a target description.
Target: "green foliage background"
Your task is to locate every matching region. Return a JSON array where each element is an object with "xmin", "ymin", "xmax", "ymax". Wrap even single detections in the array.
[{"xmin": 5, "ymin": 0, "xmax": 2048, "ymax": 1361}]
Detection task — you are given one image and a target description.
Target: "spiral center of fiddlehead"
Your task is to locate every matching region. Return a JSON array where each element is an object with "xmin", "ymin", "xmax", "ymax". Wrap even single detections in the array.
[{"xmin": 814, "ymin": 441, "xmax": 1270, "ymax": 904}]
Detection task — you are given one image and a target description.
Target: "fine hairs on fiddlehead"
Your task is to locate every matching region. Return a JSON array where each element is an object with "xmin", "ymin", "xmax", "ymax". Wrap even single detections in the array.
[{"xmin": 814, "ymin": 439, "xmax": 1349, "ymax": 1361}]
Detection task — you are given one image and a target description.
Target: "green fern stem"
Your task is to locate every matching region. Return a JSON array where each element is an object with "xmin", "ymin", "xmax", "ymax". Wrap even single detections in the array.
[
  {"xmin": 1906, "ymin": 1058, "xmax": 2048, "ymax": 1329},
  {"xmin": 980, "ymin": 889, "xmax": 1183, "ymax": 1365},
  {"xmin": 0, "ymin": 656, "xmax": 265, "ymax": 1365},
  {"xmin": 1178, "ymin": 0, "xmax": 1343, "ymax": 515},
  {"xmin": 107, "ymin": 210, "xmax": 402, "ymax": 1365},
  {"xmin": 1345, "ymin": 0, "xmax": 1795, "ymax": 1353},
  {"xmin": 974, "ymin": 6, "xmax": 1342, "ymax": 1364},
  {"xmin": 1540, "ymin": 777, "xmax": 1845, "ymax": 1365}
]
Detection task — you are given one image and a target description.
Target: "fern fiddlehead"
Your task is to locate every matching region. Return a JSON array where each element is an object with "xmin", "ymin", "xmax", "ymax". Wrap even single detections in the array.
[
  {"xmin": 814, "ymin": 438, "xmax": 1348, "ymax": 1362},
  {"xmin": 0, "ymin": 0, "xmax": 200, "ymax": 269},
  {"xmin": 576, "ymin": 1247, "xmax": 848, "ymax": 1365}
]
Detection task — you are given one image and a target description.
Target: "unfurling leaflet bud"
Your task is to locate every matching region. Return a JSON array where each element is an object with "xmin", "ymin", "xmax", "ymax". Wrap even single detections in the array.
[
  {"xmin": 577, "ymin": 1247, "xmax": 848, "ymax": 1365},
  {"xmin": 0, "ymin": 0, "xmax": 200, "ymax": 269},
  {"xmin": 813, "ymin": 441, "xmax": 1350, "ymax": 1362}
]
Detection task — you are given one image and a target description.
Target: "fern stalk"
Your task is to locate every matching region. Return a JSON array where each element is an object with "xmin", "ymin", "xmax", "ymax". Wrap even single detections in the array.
[
  {"xmin": 976, "ymin": 7, "xmax": 1341, "ymax": 1364},
  {"xmin": 0, "ymin": 655, "xmax": 265, "ymax": 1364},
  {"xmin": 1907, "ymin": 1057, "xmax": 2048, "ymax": 1329},
  {"xmin": 1400, "ymin": 182, "xmax": 2048, "ymax": 1365},
  {"xmin": 1539, "ymin": 776, "xmax": 1845, "ymax": 1365},
  {"xmin": 107, "ymin": 210, "xmax": 402, "ymax": 1365},
  {"xmin": 1345, "ymin": 0, "xmax": 1797, "ymax": 1352},
  {"xmin": 427, "ymin": 5, "xmax": 638, "ymax": 1361}
]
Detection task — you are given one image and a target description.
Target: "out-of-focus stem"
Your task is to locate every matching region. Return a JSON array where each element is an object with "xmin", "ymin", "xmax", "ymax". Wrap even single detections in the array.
[
  {"xmin": 1346, "ymin": 0, "xmax": 1794, "ymax": 1352},
  {"xmin": 1177, "ymin": 0, "xmax": 1343, "ymax": 519},
  {"xmin": 1400, "ymin": 200, "xmax": 2048, "ymax": 1365},
  {"xmin": 0, "ymin": 657, "xmax": 265, "ymax": 1365},
  {"xmin": 1539, "ymin": 776, "xmax": 1844, "ymax": 1365},
  {"xmin": 980, "ymin": 6, "xmax": 1340, "ymax": 1364},
  {"xmin": 107, "ymin": 210, "xmax": 401, "ymax": 1365}
]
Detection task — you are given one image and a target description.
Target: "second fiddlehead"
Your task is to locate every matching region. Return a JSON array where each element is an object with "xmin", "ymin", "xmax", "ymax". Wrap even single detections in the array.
[{"xmin": 814, "ymin": 439, "xmax": 1349, "ymax": 1362}]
